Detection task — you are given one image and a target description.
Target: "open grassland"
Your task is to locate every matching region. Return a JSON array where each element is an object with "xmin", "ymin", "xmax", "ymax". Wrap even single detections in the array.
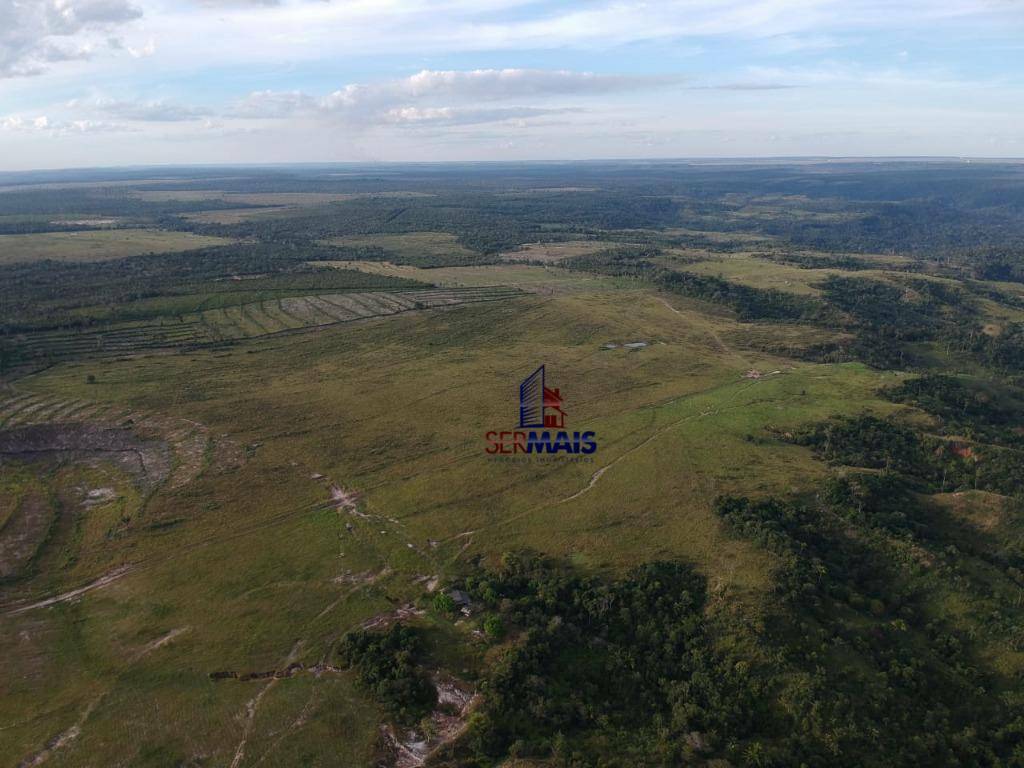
[
  {"xmin": 498, "ymin": 240, "xmax": 611, "ymax": 263},
  {"xmin": 0, "ymin": 229, "xmax": 233, "ymax": 265},
  {"xmin": 678, "ymin": 254, "xmax": 842, "ymax": 295},
  {"xmin": 180, "ymin": 207, "xmax": 294, "ymax": 224},
  {"xmin": 0, "ymin": 270, "xmax": 908, "ymax": 766},
  {"xmin": 670, "ymin": 252, "xmax": 926, "ymax": 297}
]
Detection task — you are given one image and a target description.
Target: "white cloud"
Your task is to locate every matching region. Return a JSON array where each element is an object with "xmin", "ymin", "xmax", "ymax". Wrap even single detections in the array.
[
  {"xmin": 741, "ymin": 62, "xmax": 990, "ymax": 90},
  {"xmin": 396, "ymin": 68, "xmax": 676, "ymax": 100},
  {"xmin": 0, "ymin": 0, "xmax": 142, "ymax": 77},
  {"xmin": 0, "ymin": 113, "xmax": 130, "ymax": 133},
  {"xmin": 232, "ymin": 68, "xmax": 679, "ymax": 124},
  {"xmin": 69, "ymin": 96, "xmax": 210, "ymax": 121},
  {"xmin": 1, "ymin": 0, "xmax": 1023, "ymax": 168},
  {"xmin": 136, "ymin": 0, "xmax": 1021, "ymax": 69},
  {"xmin": 0, "ymin": 115, "xmax": 53, "ymax": 131},
  {"xmin": 383, "ymin": 105, "xmax": 576, "ymax": 127},
  {"xmin": 126, "ymin": 37, "xmax": 156, "ymax": 58},
  {"xmin": 231, "ymin": 89, "xmax": 319, "ymax": 118}
]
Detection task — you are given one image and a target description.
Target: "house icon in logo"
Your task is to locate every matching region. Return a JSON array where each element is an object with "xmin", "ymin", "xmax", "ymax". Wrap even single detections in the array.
[{"xmin": 518, "ymin": 365, "xmax": 566, "ymax": 429}]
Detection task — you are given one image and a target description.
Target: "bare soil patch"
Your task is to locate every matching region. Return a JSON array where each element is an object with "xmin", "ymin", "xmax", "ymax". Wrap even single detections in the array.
[
  {"xmin": 380, "ymin": 674, "xmax": 479, "ymax": 768},
  {"xmin": 0, "ymin": 423, "xmax": 172, "ymax": 489},
  {"xmin": 500, "ymin": 240, "xmax": 608, "ymax": 263},
  {"xmin": 0, "ymin": 491, "xmax": 52, "ymax": 579}
]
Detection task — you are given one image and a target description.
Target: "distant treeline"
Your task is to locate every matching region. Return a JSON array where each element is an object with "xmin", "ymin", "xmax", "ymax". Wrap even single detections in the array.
[{"xmin": 0, "ymin": 242, "xmax": 421, "ymax": 332}]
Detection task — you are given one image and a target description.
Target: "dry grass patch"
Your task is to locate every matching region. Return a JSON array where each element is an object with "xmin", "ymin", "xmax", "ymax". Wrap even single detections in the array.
[
  {"xmin": 315, "ymin": 261, "xmax": 624, "ymax": 294},
  {"xmin": 500, "ymin": 240, "xmax": 610, "ymax": 263}
]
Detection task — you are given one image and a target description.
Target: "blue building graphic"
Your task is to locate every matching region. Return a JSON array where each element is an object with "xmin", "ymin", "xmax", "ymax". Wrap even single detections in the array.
[{"xmin": 518, "ymin": 365, "xmax": 566, "ymax": 429}]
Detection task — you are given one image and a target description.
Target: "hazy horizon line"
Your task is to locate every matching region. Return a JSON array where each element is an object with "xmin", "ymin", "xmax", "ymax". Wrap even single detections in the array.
[{"xmin": 3, "ymin": 155, "xmax": 1023, "ymax": 179}]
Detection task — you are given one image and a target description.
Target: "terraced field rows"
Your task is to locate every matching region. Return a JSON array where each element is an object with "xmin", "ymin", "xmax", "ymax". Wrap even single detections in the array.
[
  {"xmin": 0, "ymin": 392, "xmax": 135, "ymax": 430},
  {"xmin": 2, "ymin": 286, "xmax": 523, "ymax": 362},
  {"xmin": 196, "ymin": 286, "xmax": 521, "ymax": 340},
  {"xmin": 0, "ymin": 391, "xmax": 242, "ymax": 490},
  {"xmin": 8, "ymin": 322, "xmax": 206, "ymax": 361}
]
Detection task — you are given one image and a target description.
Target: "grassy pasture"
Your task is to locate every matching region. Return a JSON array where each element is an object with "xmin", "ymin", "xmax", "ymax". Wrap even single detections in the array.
[
  {"xmin": 180, "ymin": 207, "xmax": 294, "ymax": 224},
  {"xmin": 0, "ymin": 229, "xmax": 233, "ymax": 265},
  {"xmin": 679, "ymin": 254, "xmax": 841, "ymax": 295},
  {"xmin": 0, "ymin": 214, "xmax": 122, "ymax": 228},
  {"xmin": 666, "ymin": 253, "xmax": 923, "ymax": 297},
  {"xmin": 316, "ymin": 260, "xmax": 626, "ymax": 294},
  {"xmin": 0, "ymin": 273, "xmax": 909, "ymax": 765}
]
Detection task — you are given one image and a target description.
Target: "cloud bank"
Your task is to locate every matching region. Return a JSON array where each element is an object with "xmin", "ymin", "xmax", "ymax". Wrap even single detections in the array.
[
  {"xmin": 0, "ymin": 0, "xmax": 1021, "ymax": 168},
  {"xmin": 0, "ymin": 0, "xmax": 142, "ymax": 77}
]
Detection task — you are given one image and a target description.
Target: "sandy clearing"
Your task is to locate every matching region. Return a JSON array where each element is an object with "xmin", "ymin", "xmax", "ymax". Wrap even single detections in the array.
[
  {"xmin": 134, "ymin": 626, "xmax": 190, "ymax": 660},
  {"xmin": 330, "ymin": 485, "xmax": 365, "ymax": 517},
  {"xmin": 360, "ymin": 603, "xmax": 425, "ymax": 631},
  {"xmin": 17, "ymin": 724, "xmax": 84, "ymax": 767},
  {"xmin": 382, "ymin": 675, "xmax": 480, "ymax": 768}
]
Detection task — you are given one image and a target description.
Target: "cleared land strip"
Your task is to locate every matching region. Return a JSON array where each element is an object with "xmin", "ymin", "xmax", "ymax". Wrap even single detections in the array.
[{"xmin": 2, "ymin": 286, "xmax": 523, "ymax": 363}]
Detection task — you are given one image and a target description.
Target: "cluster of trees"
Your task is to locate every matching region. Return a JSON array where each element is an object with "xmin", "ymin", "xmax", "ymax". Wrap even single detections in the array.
[
  {"xmin": 809, "ymin": 275, "xmax": 1024, "ymax": 374},
  {"xmin": 792, "ymin": 413, "xmax": 1024, "ymax": 497},
  {"xmin": 175, "ymin": 199, "xmax": 529, "ymax": 256},
  {"xmin": 372, "ymin": 516, "xmax": 1024, "ymax": 767},
  {"xmin": 963, "ymin": 323, "xmax": 1024, "ymax": 375},
  {"xmin": 444, "ymin": 553, "xmax": 754, "ymax": 766},
  {"xmin": 562, "ymin": 245, "xmax": 662, "ymax": 279},
  {"xmin": 337, "ymin": 623, "xmax": 436, "ymax": 724},
  {"xmin": 821, "ymin": 276, "xmax": 968, "ymax": 341},
  {"xmin": 7, "ymin": 161, "xmax": 1024, "ymax": 255},
  {"xmin": 885, "ymin": 374, "xmax": 1024, "ymax": 445},
  {"xmin": 763, "ymin": 251, "xmax": 884, "ymax": 271},
  {"xmin": 947, "ymin": 249, "xmax": 1024, "ymax": 284},
  {"xmin": 0, "ymin": 219, "xmax": 123, "ymax": 235},
  {"xmin": 170, "ymin": 189, "xmax": 688, "ymax": 256},
  {"xmin": 713, "ymin": 484, "xmax": 1024, "ymax": 767}
]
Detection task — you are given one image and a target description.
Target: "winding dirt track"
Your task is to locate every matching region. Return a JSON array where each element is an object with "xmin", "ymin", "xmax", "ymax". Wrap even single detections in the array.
[{"xmin": 1, "ymin": 566, "xmax": 132, "ymax": 616}]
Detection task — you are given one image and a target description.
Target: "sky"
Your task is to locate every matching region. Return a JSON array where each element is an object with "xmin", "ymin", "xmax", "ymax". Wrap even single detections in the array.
[{"xmin": 0, "ymin": 0, "xmax": 1022, "ymax": 170}]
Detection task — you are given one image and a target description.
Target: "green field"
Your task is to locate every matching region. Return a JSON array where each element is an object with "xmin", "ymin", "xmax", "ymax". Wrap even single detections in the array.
[
  {"xmin": 0, "ymin": 273, "xmax": 906, "ymax": 765},
  {"xmin": 0, "ymin": 229, "xmax": 233, "ymax": 264}
]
